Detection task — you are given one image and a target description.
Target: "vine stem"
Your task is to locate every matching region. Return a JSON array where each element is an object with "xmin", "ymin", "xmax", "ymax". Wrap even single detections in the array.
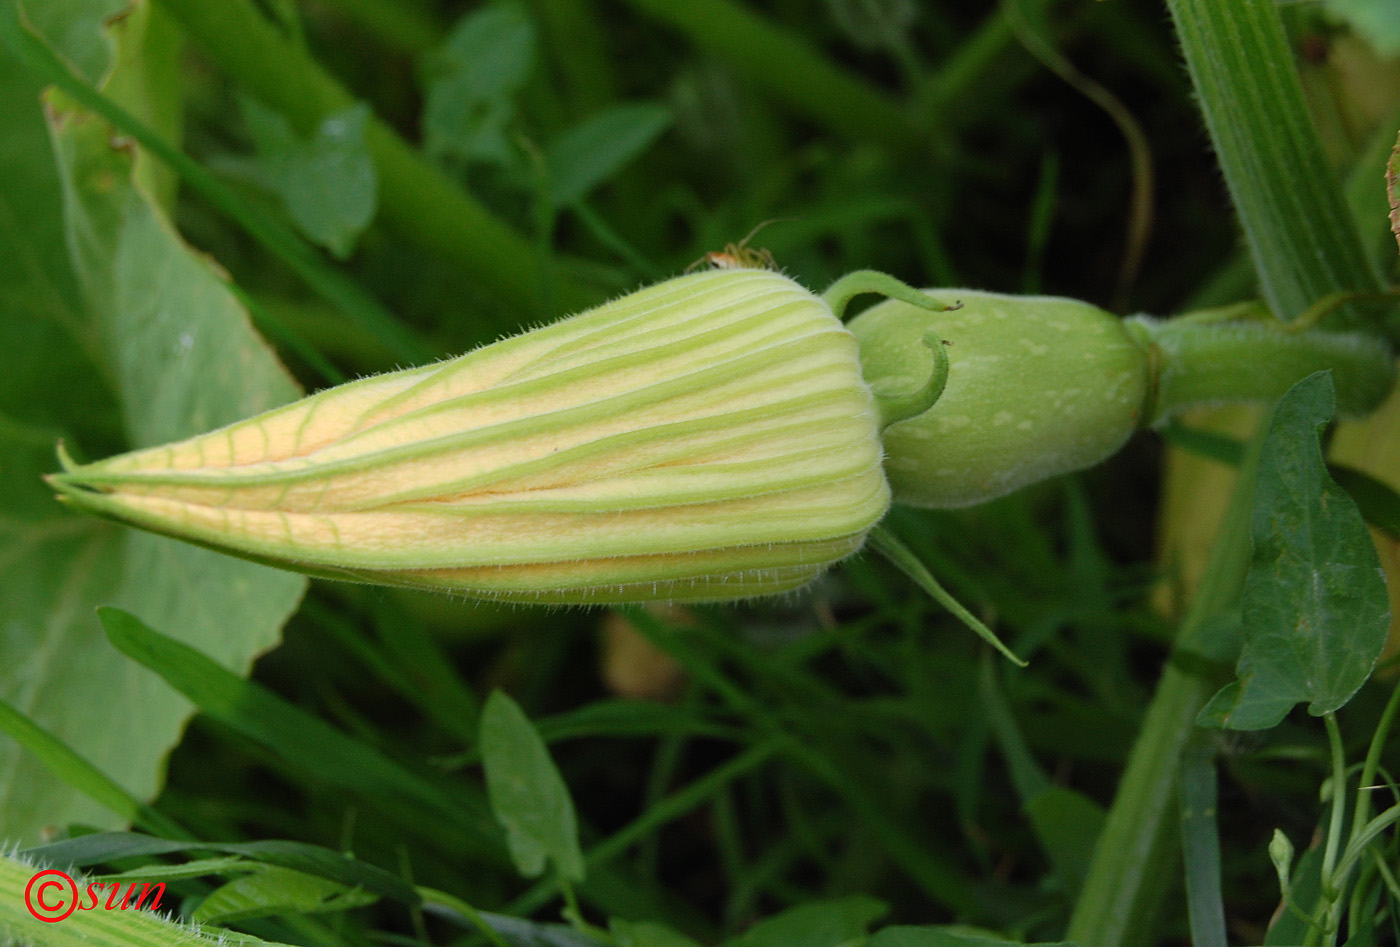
[
  {"xmin": 1320, "ymin": 713, "xmax": 1348, "ymax": 945},
  {"xmin": 1066, "ymin": 420, "xmax": 1263, "ymax": 945},
  {"xmin": 1126, "ymin": 315, "xmax": 1396, "ymax": 424},
  {"xmin": 1350, "ymin": 675, "xmax": 1400, "ymax": 838}
]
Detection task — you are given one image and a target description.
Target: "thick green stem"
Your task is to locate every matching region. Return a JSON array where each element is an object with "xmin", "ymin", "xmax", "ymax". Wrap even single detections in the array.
[
  {"xmin": 153, "ymin": 0, "xmax": 582, "ymax": 316},
  {"xmin": 1164, "ymin": 0, "xmax": 1383, "ymax": 328},
  {"xmin": 1066, "ymin": 424, "xmax": 1261, "ymax": 946},
  {"xmin": 1126, "ymin": 316, "xmax": 1396, "ymax": 423}
]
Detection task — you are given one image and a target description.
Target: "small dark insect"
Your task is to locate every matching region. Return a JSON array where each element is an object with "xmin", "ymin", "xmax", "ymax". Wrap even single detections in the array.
[{"xmin": 686, "ymin": 219, "xmax": 787, "ymax": 272}]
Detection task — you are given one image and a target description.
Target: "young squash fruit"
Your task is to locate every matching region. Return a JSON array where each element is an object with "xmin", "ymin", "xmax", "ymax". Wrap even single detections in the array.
[
  {"xmin": 850, "ymin": 289, "xmax": 1150, "ymax": 508},
  {"xmin": 851, "ymin": 289, "xmax": 1395, "ymax": 509}
]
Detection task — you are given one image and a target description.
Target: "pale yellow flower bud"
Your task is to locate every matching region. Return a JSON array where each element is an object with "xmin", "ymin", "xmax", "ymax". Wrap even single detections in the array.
[{"xmin": 49, "ymin": 270, "xmax": 890, "ymax": 603}]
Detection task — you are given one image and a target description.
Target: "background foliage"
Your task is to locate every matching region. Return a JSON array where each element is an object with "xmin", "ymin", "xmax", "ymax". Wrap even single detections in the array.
[{"xmin": 1, "ymin": 1, "xmax": 1399, "ymax": 946}]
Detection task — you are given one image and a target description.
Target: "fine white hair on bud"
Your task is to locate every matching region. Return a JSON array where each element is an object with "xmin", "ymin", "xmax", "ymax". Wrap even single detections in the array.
[{"xmin": 49, "ymin": 270, "xmax": 890, "ymax": 604}]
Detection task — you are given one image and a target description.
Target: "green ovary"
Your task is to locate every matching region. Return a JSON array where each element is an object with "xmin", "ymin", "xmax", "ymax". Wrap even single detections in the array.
[{"xmin": 850, "ymin": 289, "xmax": 1150, "ymax": 509}]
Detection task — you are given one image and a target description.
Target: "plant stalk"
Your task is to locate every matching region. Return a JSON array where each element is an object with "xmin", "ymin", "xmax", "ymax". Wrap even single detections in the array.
[
  {"xmin": 1126, "ymin": 315, "xmax": 1396, "ymax": 423},
  {"xmin": 1164, "ymin": 0, "xmax": 1383, "ymax": 329},
  {"xmin": 1066, "ymin": 423, "xmax": 1262, "ymax": 946}
]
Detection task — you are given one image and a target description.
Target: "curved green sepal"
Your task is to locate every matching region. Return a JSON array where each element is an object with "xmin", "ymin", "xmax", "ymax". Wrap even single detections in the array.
[
  {"xmin": 866, "ymin": 526, "xmax": 1027, "ymax": 666},
  {"xmin": 874, "ymin": 329, "xmax": 949, "ymax": 430},
  {"xmin": 55, "ymin": 439, "xmax": 80, "ymax": 473},
  {"xmin": 821, "ymin": 270, "xmax": 961, "ymax": 321}
]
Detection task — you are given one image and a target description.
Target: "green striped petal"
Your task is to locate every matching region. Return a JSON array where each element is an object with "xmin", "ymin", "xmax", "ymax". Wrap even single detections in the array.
[{"xmin": 51, "ymin": 270, "xmax": 889, "ymax": 603}]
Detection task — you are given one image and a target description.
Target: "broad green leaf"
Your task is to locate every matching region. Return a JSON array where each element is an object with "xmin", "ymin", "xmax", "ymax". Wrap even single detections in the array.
[
  {"xmin": 1327, "ymin": 0, "xmax": 1400, "ymax": 55},
  {"xmin": 0, "ymin": 853, "xmax": 290, "ymax": 947},
  {"xmin": 22, "ymin": 0, "xmax": 126, "ymax": 82},
  {"xmin": 722, "ymin": 896, "xmax": 887, "ymax": 947},
  {"xmin": 611, "ymin": 918, "xmax": 705, "ymax": 947},
  {"xmin": 1024, "ymin": 786, "xmax": 1107, "ymax": 899},
  {"xmin": 422, "ymin": 3, "xmax": 535, "ymax": 166},
  {"xmin": 225, "ymin": 97, "xmax": 377, "ymax": 259},
  {"xmin": 193, "ymin": 865, "xmax": 379, "ymax": 924},
  {"xmin": 546, "ymin": 103, "xmax": 672, "ymax": 206},
  {"xmin": 0, "ymin": 3, "xmax": 305, "ymax": 845},
  {"xmin": 868, "ymin": 930, "xmax": 1074, "ymax": 947},
  {"xmin": 480, "ymin": 690, "xmax": 585, "ymax": 882},
  {"xmin": 1330, "ymin": 464, "xmax": 1400, "ymax": 540},
  {"xmin": 1200, "ymin": 372, "xmax": 1391, "ymax": 730}
]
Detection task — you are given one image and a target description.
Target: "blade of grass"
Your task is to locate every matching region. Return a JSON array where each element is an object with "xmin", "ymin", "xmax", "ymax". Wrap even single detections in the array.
[
  {"xmin": 321, "ymin": 0, "xmax": 442, "ymax": 57},
  {"xmin": 1003, "ymin": 0, "xmax": 1154, "ymax": 308},
  {"xmin": 0, "ymin": 697, "xmax": 188, "ymax": 840},
  {"xmin": 97, "ymin": 606, "xmax": 509, "ymax": 862},
  {"xmin": 99, "ymin": 607, "xmax": 719, "ymax": 933},
  {"xmin": 1179, "ymin": 738, "xmax": 1228, "ymax": 947},
  {"xmin": 503, "ymin": 741, "xmax": 779, "ymax": 916},
  {"xmin": 621, "ymin": 606, "xmax": 987, "ymax": 919}
]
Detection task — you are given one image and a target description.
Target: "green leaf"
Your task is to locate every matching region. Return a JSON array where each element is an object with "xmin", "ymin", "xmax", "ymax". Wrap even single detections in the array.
[
  {"xmin": 611, "ymin": 918, "xmax": 706, "ymax": 947},
  {"xmin": 94, "ymin": 608, "xmax": 506, "ymax": 865},
  {"xmin": 546, "ymin": 103, "xmax": 672, "ymax": 206},
  {"xmin": 0, "ymin": 854, "xmax": 293, "ymax": 947},
  {"xmin": 0, "ymin": 6, "xmax": 304, "ymax": 845},
  {"xmin": 23, "ymin": 828, "xmax": 420, "ymax": 905},
  {"xmin": 868, "ymin": 930, "xmax": 1074, "ymax": 947},
  {"xmin": 1024, "ymin": 787, "xmax": 1107, "ymax": 899},
  {"xmin": 422, "ymin": 3, "xmax": 535, "ymax": 166},
  {"xmin": 193, "ymin": 865, "xmax": 379, "ymax": 924},
  {"xmin": 1330, "ymin": 463, "xmax": 1400, "ymax": 541},
  {"xmin": 94, "ymin": 856, "xmax": 257, "ymax": 884},
  {"xmin": 480, "ymin": 691, "xmax": 585, "ymax": 883},
  {"xmin": 1326, "ymin": 0, "xmax": 1400, "ymax": 55},
  {"xmin": 22, "ymin": 0, "xmax": 126, "ymax": 83},
  {"xmin": 228, "ymin": 97, "xmax": 377, "ymax": 259},
  {"xmin": 722, "ymin": 896, "xmax": 888, "ymax": 947},
  {"xmin": 1199, "ymin": 372, "xmax": 1391, "ymax": 730}
]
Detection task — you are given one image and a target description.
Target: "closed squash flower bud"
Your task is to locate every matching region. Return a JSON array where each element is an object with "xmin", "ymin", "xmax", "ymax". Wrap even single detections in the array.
[
  {"xmin": 850, "ymin": 289, "xmax": 1151, "ymax": 509},
  {"xmin": 48, "ymin": 270, "xmax": 890, "ymax": 604}
]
